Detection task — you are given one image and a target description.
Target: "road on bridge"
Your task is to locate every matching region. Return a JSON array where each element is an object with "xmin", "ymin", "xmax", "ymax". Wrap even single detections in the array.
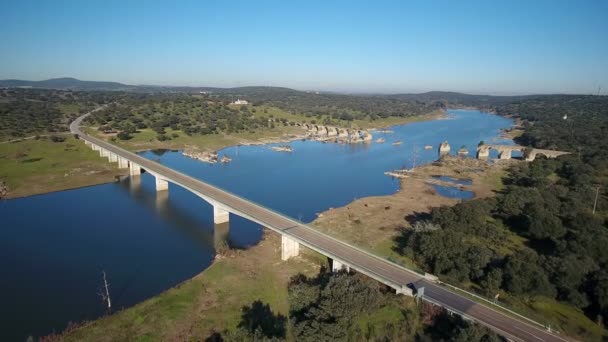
[{"xmin": 71, "ymin": 111, "xmax": 570, "ymax": 342}]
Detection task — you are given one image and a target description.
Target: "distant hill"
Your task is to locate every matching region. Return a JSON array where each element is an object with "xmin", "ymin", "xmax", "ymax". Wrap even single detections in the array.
[
  {"xmin": 0, "ymin": 78, "xmax": 565, "ymax": 106},
  {"xmin": 0, "ymin": 77, "xmax": 134, "ymax": 90}
]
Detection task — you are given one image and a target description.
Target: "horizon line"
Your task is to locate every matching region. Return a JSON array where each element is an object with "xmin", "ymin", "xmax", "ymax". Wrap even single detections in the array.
[{"xmin": 0, "ymin": 76, "xmax": 604, "ymax": 97}]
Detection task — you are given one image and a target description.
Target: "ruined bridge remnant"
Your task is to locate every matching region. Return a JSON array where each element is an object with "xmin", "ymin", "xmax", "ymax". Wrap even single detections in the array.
[
  {"xmin": 476, "ymin": 144, "xmax": 570, "ymax": 161},
  {"xmin": 438, "ymin": 141, "xmax": 451, "ymax": 157},
  {"xmin": 305, "ymin": 124, "xmax": 372, "ymax": 143}
]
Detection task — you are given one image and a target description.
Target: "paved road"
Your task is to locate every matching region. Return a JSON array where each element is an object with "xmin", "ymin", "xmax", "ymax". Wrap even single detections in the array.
[{"xmin": 71, "ymin": 112, "xmax": 570, "ymax": 342}]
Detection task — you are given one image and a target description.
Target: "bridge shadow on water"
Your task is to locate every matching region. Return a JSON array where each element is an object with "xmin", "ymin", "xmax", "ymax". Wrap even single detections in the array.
[{"xmin": 116, "ymin": 176, "xmax": 237, "ymax": 252}]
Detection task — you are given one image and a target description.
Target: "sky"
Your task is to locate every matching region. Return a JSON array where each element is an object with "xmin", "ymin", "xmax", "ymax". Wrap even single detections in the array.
[{"xmin": 1, "ymin": 0, "xmax": 607, "ymax": 94}]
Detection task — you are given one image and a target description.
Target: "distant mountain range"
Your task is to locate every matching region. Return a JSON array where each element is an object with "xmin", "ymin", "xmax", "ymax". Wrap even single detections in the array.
[
  {"xmin": 0, "ymin": 77, "xmax": 300, "ymax": 94},
  {"xmin": 0, "ymin": 77, "xmax": 562, "ymax": 104},
  {"xmin": 0, "ymin": 77, "xmax": 136, "ymax": 91}
]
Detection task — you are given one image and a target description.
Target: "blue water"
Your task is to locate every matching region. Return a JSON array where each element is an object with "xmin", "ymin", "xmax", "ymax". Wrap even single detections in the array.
[
  {"xmin": 431, "ymin": 175, "xmax": 473, "ymax": 186},
  {"xmin": 140, "ymin": 109, "xmax": 514, "ymax": 223},
  {"xmin": 0, "ymin": 109, "xmax": 514, "ymax": 340},
  {"xmin": 431, "ymin": 184, "xmax": 476, "ymax": 200}
]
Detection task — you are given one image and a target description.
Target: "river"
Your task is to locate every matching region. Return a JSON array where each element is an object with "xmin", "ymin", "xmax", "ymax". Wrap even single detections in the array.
[{"xmin": 0, "ymin": 109, "xmax": 515, "ymax": 340}]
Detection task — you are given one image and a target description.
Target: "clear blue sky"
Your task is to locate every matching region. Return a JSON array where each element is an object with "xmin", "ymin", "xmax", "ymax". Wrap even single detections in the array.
[{"xmin": 1, "ymin": 0, "xmax": 607, "ymax": 94}]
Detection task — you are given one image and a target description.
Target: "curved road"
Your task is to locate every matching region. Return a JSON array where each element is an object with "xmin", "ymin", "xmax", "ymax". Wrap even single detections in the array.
[{"xmin": 71, "ymin": 111, "xmax": 569, "ymax": 342}]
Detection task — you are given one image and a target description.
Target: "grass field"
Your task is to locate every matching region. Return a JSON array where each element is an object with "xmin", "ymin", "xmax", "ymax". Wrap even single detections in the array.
[
  {"xmin": 0, "ymin": 136, "xmax": 126, "ymax": 198},
  {"xmin": 59, "ymin": 233, "xmax": 319, "ymax": 342}
]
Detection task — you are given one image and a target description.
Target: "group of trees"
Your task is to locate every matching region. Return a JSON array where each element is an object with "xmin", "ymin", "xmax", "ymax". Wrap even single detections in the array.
[
  {"xmin": 211, "ymin": 271, "xmax": 502, "ymax": 341},
  {"xmin": 84, "ymin": 90, "xmax": 444, "ymax": 142},
  {"xmin": 396, "ymin": 95, "xmax": 608, "ymax": 328},
  {"xmin": 287, "ymin": 271, "xmax": 502, "ymax": 341},
  {"xmin": 0, "ymin": 88, "xmax": 116, "ymax": 139},
  {"xmin": 215, "ymin": 87, "xmax": 442, "ymax": 122},
  {"xmin": 85, "ymin": 94, "xmax": 282, "ymax": 140},
  {"xmin": 1, "ymin": 86, "xmax": 446, "ymax": 143}
]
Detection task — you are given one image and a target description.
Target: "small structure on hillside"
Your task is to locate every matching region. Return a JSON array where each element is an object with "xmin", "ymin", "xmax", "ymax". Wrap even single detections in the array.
[{"xmin": 232, "ymin": 98, "xmax": 248, "ymax": 105}]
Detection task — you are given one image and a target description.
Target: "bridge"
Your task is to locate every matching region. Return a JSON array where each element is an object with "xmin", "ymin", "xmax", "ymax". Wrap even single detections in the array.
[
  {"xmin": 302, "ymin": 123, "xmax": 373, "ymax": 142},
  {"xmin": 71, "ymin": 111, "xmax": 568, "ymax": 342},
  {"xmin": 476, "ymin": 144, "xmax": 570, "ymax": 161}
]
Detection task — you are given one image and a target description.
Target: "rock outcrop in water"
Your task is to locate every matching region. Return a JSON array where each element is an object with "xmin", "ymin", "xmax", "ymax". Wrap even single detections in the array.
[{"xmin": 183, "ymin": 150, "xmax": 219, "ymax": 164}]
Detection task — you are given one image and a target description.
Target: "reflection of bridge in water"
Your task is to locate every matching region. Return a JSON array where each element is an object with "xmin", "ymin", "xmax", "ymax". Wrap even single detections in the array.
[{"xmin": 119, "ymin": 176, "xmax": 230, "ymax": 251}]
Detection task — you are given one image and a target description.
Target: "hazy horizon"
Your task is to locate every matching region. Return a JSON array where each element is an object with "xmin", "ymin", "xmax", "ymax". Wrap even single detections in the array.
[{"xmin": 2, "ymin": 0, "xmax": 607, "ymax": 95}]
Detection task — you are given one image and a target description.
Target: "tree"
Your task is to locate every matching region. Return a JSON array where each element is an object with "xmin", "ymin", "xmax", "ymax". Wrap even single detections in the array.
[
  {"xmin": 236, "ymin": 300, "xmax": 286, "ymax": 339},
  {"xmin": 50, "ymin": 135, "xmax": 65, "ymax": 143},
  {"xmin": 502, "ymin": 250, "xmax": 555, "ymax": 298},
  {"xmin": 117, "ymin": 131, "xmax": 131, "ymax": 140},
  {"xmin": 523, "ymin": 202, "xmax": 565, "ymax": 240}
]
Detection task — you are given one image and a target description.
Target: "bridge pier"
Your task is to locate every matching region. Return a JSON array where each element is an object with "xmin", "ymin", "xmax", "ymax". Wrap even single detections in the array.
[
  {"xmin": 99, "ymin": 148, "xmax": 110, "ymax": 158},
  {"xmin": 117, "ymin": 157, "xmax": 129, "ymax": 169},
  {"xmin": 438, "ymin": 141, "xmax": 451, "ymax": 158},
  {"xmin": 214, "ymin": 222, "xmax": 230, "ymax": 249},
  {"xmin": 155, "ymin": 188, "xmax": 169, "ymax": 211},
  {"xmin": 476, "ymin": 147, "xmax": 489, "ymax": 160},
  {"xmin": 281, "ymin": 235, "xmax": 300, "ymax": 260},
  {"xmin": 213, "ymin": 205, "xmax": 230, "ymax": 224},
  {"xmin": 331, "ymin": 259, "xmax": 350, "ymax": 272},
  {"xmin": 129, "ymin": 162, "xmax": 142, "ymax": 176},
  {"xmin": 155, "ymin": 177, "xmax": 169, "ymax": 191},
  {"xmin": 498, "ymin": 150, "xmax": 512, "ymax": 160},
  {"xmin": 109, "ymin": 152, "xmax": 118, "ymax": 163}
]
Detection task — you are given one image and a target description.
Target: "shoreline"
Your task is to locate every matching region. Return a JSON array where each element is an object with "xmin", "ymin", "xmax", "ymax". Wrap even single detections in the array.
[
  {"xmin": 310, "ymin": 156, "xmax": 510, "ymax": 259},
  {"xmin": 4, "ymin": 110, "xmax": 446, "ymax": 200},
  {"xmin": 2, "ymin": 175, "xmax": 126, "ymax": 200},
  {"xmin": 48, "ymin": 108, "xmax": 516, "ymax": 340}
]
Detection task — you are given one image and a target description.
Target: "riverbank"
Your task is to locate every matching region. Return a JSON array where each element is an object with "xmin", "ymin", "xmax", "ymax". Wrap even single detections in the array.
[
  {"xmin": 311, "ymin": 155, "xmax": 605, "ymax": 341},
  {"xmin": 86, "ymin": 109, "xmax": 446, "ymax": 154},
  {"xmin": 0, "ymin": 109, "xmax": 443, "ymax": 199},
  {"xmin": 310, "ymin": 156, "xmax": 509, "ymax": 267},
  {"xmin": 33, "ymin": 109, "xmax": 521, "ymax": 340},
  {"xmin": 56, "ymin": 232, "xmax": 320, "ymax": 341},
  {"xmin": 52, "ymin": 157, "xmax": 511, "ymax": 341},
  {"xmin": 0, "ymin": 136, "xmax": 126, "ymax": 199}
]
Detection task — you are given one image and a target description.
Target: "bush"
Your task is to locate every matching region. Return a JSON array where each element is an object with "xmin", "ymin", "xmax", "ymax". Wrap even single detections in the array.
[
  {"xmin": 117, "ymin": 131, "xmax": 131, "ymax": 140},
  {"xmin": 50, "ymin": 135, "xmax": 66, "ymax": 143}
]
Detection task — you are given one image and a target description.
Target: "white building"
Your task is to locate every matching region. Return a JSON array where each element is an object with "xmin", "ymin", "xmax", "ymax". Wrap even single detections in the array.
[{"xmin": 233, "ymin": 98, "xmax": 249, "ymax": 105}]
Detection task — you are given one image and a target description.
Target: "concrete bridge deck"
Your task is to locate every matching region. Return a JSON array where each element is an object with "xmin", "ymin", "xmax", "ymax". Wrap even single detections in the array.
[{"xmin": 70, "ymin": 111, "xmax": 568, "ymax": 342}]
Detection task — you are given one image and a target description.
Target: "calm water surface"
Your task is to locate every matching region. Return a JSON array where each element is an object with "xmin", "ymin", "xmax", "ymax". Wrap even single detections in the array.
[{"xmin": 0, "ymin": 109, "xmax": 514, "ymax": 340}]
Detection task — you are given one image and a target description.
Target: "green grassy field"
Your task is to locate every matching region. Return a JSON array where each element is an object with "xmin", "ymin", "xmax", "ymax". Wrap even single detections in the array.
[
  {"xmin": 59, "ymin": 233, "xmax": 319, "ymax": 342},
  {"xmin": 0, "ymin": 136, "xmax": 125, "ymax": 198}
]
